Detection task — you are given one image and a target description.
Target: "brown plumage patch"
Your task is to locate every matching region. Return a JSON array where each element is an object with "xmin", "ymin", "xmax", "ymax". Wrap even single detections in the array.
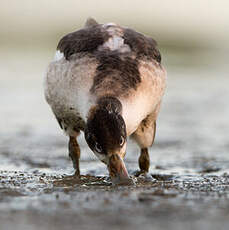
[
  {"xmin": 57, "ymin": 25, "xmax": 110, "ymax": 60},
  {"xmin": 55, "ymin": 115, "xmax": 85, "ymax": 132},
  {"xmin": 97, "ymin": 96, "xmax": 122, "ymax": 114},
  {"xmin": 123, "ymin": 28, "xmax": 161, "ymax": 63},
  {"xmin": 90, "ymin": 51, "xmax": 141, "ymax": 95}
]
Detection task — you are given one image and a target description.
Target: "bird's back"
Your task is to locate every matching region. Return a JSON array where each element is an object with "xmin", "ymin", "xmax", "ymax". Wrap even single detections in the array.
[{"xmin": 44, "ymin": 19, "xmax": 166, "ymax": 135}]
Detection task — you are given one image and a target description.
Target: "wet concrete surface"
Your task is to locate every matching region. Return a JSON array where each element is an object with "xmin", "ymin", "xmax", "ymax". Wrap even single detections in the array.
[{"xmin": 1, "ymin": 49, "xmax": 229, "ymax": 230}]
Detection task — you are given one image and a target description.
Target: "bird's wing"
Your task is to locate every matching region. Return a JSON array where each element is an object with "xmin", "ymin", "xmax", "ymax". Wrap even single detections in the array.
[
  {"xmin": 122, "ymin": 28, "xmax": 161, "ymax": 63},
  {"xmin": 57, "ymin": 23, "xmax": 109, "ymax": 60}
]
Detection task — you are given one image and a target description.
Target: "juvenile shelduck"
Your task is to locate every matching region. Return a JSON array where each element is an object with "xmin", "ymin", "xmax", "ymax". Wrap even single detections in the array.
[{"xmin": 44, "ymin": 18, "xmax": 166, "ymax": 184}]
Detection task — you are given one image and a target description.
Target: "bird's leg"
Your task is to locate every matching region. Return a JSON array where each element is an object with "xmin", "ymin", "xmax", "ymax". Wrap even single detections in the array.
[
  {"xmin": 132, "ymin": 113, "xmax": 157, "ymax": 177},
  {"xmin": 68, "ymin": 136, "xmax": 80, "ymax": 177},
  {"xmin": 137, "ymin": 148, "xmax": 150, "ymax": 175},
  {"xmin": 135, "ymin": 121, "xmax": 156, "ymax": 177}
]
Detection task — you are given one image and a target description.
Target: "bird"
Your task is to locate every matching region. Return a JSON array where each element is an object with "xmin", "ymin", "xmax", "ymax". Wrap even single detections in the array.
[{"xmin": 44, "ymin": 18, "xmax": 166, "ymax": 185}]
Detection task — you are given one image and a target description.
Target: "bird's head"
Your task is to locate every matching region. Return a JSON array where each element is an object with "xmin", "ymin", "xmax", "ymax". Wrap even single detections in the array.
[{"xmin": 84, "ymin": 97, "xmax": 132, "ymax": 184}]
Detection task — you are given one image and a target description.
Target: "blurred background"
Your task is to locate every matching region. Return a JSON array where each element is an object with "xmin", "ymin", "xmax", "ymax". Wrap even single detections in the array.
[{"xmin": 0, "ymin": 0, "xmax": 229, "ymax": 173}]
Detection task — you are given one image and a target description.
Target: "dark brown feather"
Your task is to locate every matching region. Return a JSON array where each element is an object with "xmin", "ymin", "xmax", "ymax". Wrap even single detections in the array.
[
  {"xmin": 57, "ymin": 25, "xmax": 110, "ymax": 60},
  {"xmin": 123, "ymin": 28, "xmax": 161, "ymax": 63},
  {"xmin": 90, "ymin": 51, "xmax": 141, "ymax": 95}
]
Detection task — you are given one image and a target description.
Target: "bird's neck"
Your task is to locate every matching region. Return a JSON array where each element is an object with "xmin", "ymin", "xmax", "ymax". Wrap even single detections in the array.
[
  {"xmin": 97, "ymin": 96, "xmax": 122, "ymax": 114},
  {"xmin": 87, "ymin": 96, "xmax": 123, "ymax": 122}
]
